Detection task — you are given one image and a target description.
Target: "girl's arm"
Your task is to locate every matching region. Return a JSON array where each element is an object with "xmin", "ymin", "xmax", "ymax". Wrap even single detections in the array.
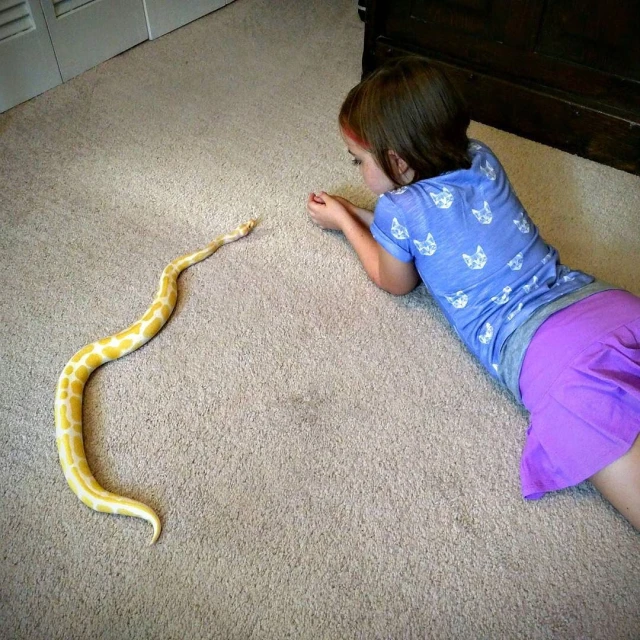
[
  {"xmin": 331, "ymin": 196, "xmax": 374, "ymax": 228},
  {"xmin": 307, "ymin": 192, "xmax": 420, "ymax": 296}
]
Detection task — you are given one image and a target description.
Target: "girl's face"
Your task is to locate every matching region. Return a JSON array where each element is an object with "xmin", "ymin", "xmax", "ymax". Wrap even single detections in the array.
[
  {"xmin": 342, "ymin": 132, "xmax": 414, "ymax": 195},
  {"xmin": 342, "ymin": 133, "xmax": 396, "ymax": 195}
]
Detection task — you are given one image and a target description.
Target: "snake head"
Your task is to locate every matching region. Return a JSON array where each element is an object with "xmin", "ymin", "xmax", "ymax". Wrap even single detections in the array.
[{"xmin": 242, "ymin": 217, "xmax": 261, "ymax": 234}]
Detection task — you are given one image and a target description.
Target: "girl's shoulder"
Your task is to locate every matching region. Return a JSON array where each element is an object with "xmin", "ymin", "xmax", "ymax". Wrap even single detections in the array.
[
  {"xmin": 470, "ymin": 137, "xmax": 505, "ymax": 163},
  {"xmin": 380, "ymin": 140, "xmax": 508, "ymax": 214},
  {"xmin": 425, "ymin": 139, "xmax": 508, "ymax": 194},
  {"xmin": 379, "ymin": 177, "xmax": 456, "ymax": 224},
  {"xmin": 468, "ymin": 138, "xmax": 491, "ymax": 155}
]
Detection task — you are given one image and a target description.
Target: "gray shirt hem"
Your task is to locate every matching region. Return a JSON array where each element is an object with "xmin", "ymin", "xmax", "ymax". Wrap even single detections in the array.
[{"xmin": 498, "ymin": 280, "xmax": 618, "ymax": 405}]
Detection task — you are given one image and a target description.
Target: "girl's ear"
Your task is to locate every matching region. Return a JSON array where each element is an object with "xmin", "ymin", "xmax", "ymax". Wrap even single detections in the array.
[{"xmin": 388, "ymin": 150, "xmax": 415, "ymax": 184}]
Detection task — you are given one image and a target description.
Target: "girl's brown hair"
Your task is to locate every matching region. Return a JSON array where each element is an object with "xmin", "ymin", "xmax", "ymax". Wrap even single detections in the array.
[{"xmin": 339, "ymin": 56, "xmax": 471, "ymax": 186}]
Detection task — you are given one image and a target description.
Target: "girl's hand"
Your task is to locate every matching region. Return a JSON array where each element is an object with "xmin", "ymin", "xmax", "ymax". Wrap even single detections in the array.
[
  {"xmin": 307, "ymin": 192, "xmax": 351, "ymax": 231},
  {"xmin": 331, "ymin": 195, "xmax": 357, "ymax": 215}
]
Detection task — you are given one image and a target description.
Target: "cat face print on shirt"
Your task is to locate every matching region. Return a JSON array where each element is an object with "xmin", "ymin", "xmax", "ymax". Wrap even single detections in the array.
[
  {"xmin": 429, "ymin": 186, "xmax": 453, "ymax": 209},
  {"xmin": 413, "ymin": 233, "xmax": 437, "ymax": 256},
  {"xmin": 491, "ymin": 286, "xmax": 511, "ymax": 305},
  {"xmin": 471, "ymin": 201, "xmax": 493, "ymax": 224},
  {"xmin": 506, "ymin": 302, "xmax": 524, "ymax": 322},
  {"xmin": 507, "ymin": 252, "xmax": 523, "ymax": 270},
  {"xmin": 478, "ymin": 322, "xmax": 494, "ymax": 344},
  {"xmin": 445, "ymin": 291, "xmax": 469, "ymax": 308},
  {"xmin": 523, "ymin": 275, "xmax": 539, "ymax": 293},
  {"xmin": 462, "ymin": 245, "xmax": 487, "ymax": 270},
  {"xmin": 391, "ymin": 218, "xmax": 409, "ymax": 240},
  {"xmin": 513, "ymin": 211, "xmax": 531, "ymax": 234},
  {"xmin": 480, "ymin": 160, "xmax": 496, "ymax": 181}
]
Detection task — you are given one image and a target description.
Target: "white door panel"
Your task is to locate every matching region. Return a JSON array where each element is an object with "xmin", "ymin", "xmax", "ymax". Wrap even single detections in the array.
[
  {"xmin": 0, "ymin": 0, "xmax": 62, "ymax": 112},
  {"xmin": 39, "ymin": 0, "xmax": 148, "ymax": 81},
  {"xmin": 144, "ymin": 0, "xmax": 231, "ymax": 39},
  {"xmin": 1, "ymin": 0, "xmax": 237, "ymax": 112}
]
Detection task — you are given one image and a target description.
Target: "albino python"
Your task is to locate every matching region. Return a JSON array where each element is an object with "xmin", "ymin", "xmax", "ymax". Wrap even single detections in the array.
[{"xmin": 55, "ymin": 218, "xmax": 259, "ymax": 544}]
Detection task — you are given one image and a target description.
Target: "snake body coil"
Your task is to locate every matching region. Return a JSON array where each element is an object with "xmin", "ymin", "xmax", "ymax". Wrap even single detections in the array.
[{"xmin": 54, "ymin": 219, "xmax": 259, "ymax": 544}]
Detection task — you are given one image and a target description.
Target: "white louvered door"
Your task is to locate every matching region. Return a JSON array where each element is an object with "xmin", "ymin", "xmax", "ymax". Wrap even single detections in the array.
[
  {"xmin": 0, "ymin": 0, "xmax": 61, "ymax": 112},
  {"xmin": 39, "ymin": 0, "xmax": 148, "ymax": 81},
  {"xmin": 144, "ymin": 0, "xmax": 232, "ymax": 39},
  {"xmin": 0, "ymin": 0, "xmax": 238, "ymax": 112}
]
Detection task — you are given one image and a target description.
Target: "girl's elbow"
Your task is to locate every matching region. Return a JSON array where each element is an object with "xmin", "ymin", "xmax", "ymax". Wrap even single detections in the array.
[
  {"xmin": 377, "ymin": 276, "xmax": 419, "ymax": 296},
  {"xmin": 372, "ymin": 252, "xmax": 420, "ymax": 295},
  {"xmin": 387, "ymin": 283, "xmax": 418, "ymax": 296}
]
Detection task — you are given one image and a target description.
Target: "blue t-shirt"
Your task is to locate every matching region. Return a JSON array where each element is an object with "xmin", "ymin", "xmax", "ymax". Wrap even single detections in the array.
[{"xmin": 370, "ymin": 140, "xmax": 593, "ymax": 382}]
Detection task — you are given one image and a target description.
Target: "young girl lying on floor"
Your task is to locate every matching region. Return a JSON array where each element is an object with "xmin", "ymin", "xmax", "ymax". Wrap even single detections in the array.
[{"xmin": 307, "ymin": 56, "xmax": 640, "ymax": 530}]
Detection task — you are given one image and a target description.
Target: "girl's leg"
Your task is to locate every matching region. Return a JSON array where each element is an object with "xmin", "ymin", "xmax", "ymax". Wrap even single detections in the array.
[{"xmin": 589, "ymin": 434, "xmax": 640, "ymax": 530}]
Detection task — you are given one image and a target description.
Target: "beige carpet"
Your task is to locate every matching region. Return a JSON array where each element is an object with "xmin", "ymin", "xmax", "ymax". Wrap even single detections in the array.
[{"xmin": 1, "ymin": 1, "xmax": 639, "ymax": 638}]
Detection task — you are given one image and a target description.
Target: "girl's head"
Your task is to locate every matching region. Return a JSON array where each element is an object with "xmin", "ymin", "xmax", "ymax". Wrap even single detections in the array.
[{"xmin": 339, "ymin": 56, "xmax": 471, "ymax": 193}]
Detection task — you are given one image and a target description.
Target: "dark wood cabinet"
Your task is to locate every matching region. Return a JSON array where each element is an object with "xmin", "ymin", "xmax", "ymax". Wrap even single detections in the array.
[{"xmin": 363, "ymin": 0, "xmax": 640, "ymax": 174}]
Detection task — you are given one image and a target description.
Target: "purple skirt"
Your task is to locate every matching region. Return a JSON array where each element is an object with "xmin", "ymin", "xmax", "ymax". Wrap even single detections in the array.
[{"xmin": 519, "ymin": 289, "xmax": 640, "ymax": 499}]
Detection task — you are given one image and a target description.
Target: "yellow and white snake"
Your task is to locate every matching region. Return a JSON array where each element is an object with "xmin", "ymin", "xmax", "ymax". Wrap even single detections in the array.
[{"xmin": 54, "ymin": 219, "xmax": 259, "ymax": 544}]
